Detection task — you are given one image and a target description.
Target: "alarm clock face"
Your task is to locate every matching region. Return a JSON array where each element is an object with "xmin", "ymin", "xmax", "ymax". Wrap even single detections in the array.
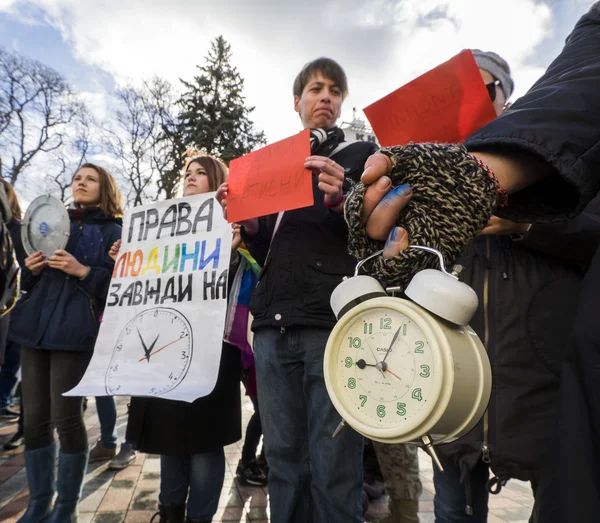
[
  {"xmin": 330, "ymin": 305, "xmax": 442, "ymax": 433},
  {"xmin": 105, "ymin": 307, "xmax": 193, "ymax": 396},
  {"xmin": 21, "ymin": 194, "xmax": 70, "ymax": 257}
]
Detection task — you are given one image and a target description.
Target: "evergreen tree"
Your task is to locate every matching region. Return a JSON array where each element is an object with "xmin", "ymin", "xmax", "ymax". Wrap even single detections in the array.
[{"xmin": 176, "ymin": 35, "xmax": 266, "ymax": 165}]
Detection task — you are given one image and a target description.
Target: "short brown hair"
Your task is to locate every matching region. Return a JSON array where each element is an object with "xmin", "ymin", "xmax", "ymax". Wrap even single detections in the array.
[
  {"xmin": 293, "ymin": 57, "xmax": 349, "ymax": 100},
  {"xmin": 76, "ymin": 163, "xmax": 124, "ymax": 218},
  {"xmin": 0, "ymin": 180, "xmax": 22, "ymax": 220},
  {"xmin": 183, "ymin": 155, "xmax": 228, "ymax": 192}
]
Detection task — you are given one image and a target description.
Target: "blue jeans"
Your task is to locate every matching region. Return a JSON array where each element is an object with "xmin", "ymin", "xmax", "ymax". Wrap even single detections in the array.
[
  {"xmin": 433, "ymin": 459, "xmax": 490, "ymax": 522},
  {"xmin": 0, "ymin": 338, "xmax": 20, "ymax": 411},
  {"xmin": 254, "ymin": 327, "xmax": 364, "ymax": 523},
  {"xmin": 160, "ymin": 450, "xmax": 225, "ymax": 519},
  {"xmin": 95, "ymin": 396, "xmax": 118, "ymax": 449}
]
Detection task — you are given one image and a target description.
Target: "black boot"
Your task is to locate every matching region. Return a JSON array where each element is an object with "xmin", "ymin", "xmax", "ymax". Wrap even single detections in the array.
[{"xmin": 151, "ymin": 503, "xmax": 185, "ymax": 523}]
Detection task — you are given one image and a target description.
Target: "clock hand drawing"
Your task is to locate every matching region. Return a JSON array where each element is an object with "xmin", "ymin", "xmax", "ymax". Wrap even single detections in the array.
[
  {"xmin": 137, "ymin": 336, "xmax": 185, "ymax": 363},
  {"xmin": 137, "ymin": 328, "xmax": 159, "ymax": 363}
]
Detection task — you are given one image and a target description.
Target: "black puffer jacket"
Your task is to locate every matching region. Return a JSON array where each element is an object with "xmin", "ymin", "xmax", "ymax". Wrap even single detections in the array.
[
  {"xmin": 464, "ymin": 3, "xmax": 600, "ymax": 520},
  {"xmin": 437, "ymin": 204, "xmax": 600, "ymax": 486},
  {"xmin": 243, "ymin": 129, "xmax": 377, "ymax": 330}
]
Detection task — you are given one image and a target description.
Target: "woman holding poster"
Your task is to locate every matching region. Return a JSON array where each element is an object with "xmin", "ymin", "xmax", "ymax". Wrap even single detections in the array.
[
  {"xmin": 125, "ymin": 153, "xmax": 245, "ymax": 523},
  {"xmin": 12, "ymin": 164, "xmax": 123, "ymax": 523}
]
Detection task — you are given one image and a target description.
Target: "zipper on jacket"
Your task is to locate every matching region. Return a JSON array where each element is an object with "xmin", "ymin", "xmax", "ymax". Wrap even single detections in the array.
[{"xmin": 481, "ymin": 236, "xmax": 491, "ymax": 465}]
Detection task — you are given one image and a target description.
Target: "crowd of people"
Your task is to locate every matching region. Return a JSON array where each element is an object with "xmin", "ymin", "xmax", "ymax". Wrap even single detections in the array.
[{"xmin": 1, "ymin": 2, "xmax": 600, "ymax": 523}]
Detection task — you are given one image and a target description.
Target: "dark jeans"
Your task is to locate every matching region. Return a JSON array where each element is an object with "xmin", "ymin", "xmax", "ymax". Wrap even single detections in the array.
[
  {"xmin": 0, "ymin": 338, "xmax": 20, "ymax": 411},
  {"xmin": 95, "ymin": 396, "xmax": 118, "ymax": 449},
  {"xmin": 160, "ymin": 450, "xmax": 225, "ymax": 519},
  {"xmin": 433, "ymin": 460, "xmax": 490, "ymax": 522},
  {"xmin": 254, "ymin": 327, "xmax": 364, "ymax": 523},
  {"xmin": 241, "ymin": 395, "xmax": 262, "ymax": 464},
  {"xmin": 433, "ymin": 458, "xmax": 556, "ymax": 523},
  {"xmin": 21, "ymin": 347, "xmax": 92, "ymax": 453}
]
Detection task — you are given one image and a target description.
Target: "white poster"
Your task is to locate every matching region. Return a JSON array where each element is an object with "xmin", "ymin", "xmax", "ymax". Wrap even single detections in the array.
[{"xmin": 67, "ymin": 192, "xmax": 232, "ymax": 402}]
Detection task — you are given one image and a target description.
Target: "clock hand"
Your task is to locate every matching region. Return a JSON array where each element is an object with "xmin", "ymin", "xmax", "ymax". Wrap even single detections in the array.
[
  {"xmin": 137, "ymin": 328, "xmax": 151, "ymax": 363},
  {"xmin": 385, "ymin": 367, "xmax": 403, "ymax": 381},
  {"xmin": 382, "ymin": 323, "xmax": 403, "ymax": 365},
  {"xmin": 356, "ymin": 359, "xmax": 378, "ymax": 369},
  {"xmin": 365, "ymin": 343, "xmax": 387, "ymax": 379},
  {"xmin": 138, "ymin": 337, "xmax": 184, "ymax": 363}
]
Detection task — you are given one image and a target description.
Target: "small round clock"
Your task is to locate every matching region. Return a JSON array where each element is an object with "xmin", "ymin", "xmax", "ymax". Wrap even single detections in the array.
[
  {"xmin": 21, "ymin": 194, "xmax": 70, "ymax": 257},
  {"xmin": 324, "ymin": 247, "xmax": 492, "ymax": 468},
  {"xmin": 105, "ymin": 307, "xmax": 193, "ymax": 396}
]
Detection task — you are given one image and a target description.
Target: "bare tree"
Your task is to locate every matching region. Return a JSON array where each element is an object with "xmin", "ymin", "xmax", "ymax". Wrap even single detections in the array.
[
  {"xmin": 45, "ymin": 108, "xmax": 93, "ymax": 205},
  {"xmin": 104, "ymin": 76, "xmax": 178, "ymax": 205},
  {"xmin": 0, "ymin": 46, "xmax": 84, "ymax": 185}
]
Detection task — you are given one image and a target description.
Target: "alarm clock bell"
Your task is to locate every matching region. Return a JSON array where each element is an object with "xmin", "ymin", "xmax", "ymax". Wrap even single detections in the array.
[{"xmin": 332, "ymin": 246, "xmax": 479, "ymax": 326}]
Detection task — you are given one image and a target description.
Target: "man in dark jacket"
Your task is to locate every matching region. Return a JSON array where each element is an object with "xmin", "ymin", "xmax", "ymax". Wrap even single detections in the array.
[
  {"xmin": 346, "ymin": 3, "xmax": 600, "ymax": 521},
  {"xmin": 218, "ymin": 58, "xmax": 377, "ymax": 523}
]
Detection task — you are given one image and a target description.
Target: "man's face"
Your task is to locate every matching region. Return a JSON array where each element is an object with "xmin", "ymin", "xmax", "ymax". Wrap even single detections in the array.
[
  {"xmin": 479, "ymin": 69, "xmax": 506, "ymax": 117},
  {"xmin": 294, "ymin": 72, "xmax": 343, "ymax": 130}
]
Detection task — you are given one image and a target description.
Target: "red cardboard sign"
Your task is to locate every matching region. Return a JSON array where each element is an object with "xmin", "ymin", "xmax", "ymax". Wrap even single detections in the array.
[
  {"xmin": 363, "ymin": 50, "xmax": 497, "ymax": 146},
  {"xmin": 227, "ymin": 129, "xmax": 313, "ymax": 223}
]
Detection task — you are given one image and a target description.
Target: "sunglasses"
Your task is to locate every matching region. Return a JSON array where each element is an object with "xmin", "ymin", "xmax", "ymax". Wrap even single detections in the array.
[{"xmin": 486, "ymin": 80, "xmax": 501, "ymax": 102}]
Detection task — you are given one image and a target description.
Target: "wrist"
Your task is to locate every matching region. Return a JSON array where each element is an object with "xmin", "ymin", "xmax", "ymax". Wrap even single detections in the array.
[
  {"xmin": 324, "ymin": 191, "xmax": 344, "ymax": 209},
  {"xmin": 79, "ymin": 265, "xmax": 90, "ymax": 280}
]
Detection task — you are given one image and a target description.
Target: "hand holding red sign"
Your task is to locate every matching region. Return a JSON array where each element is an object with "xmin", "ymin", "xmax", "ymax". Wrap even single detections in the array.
[
  {"xmin": 225, "ymin": 129, "xmax": 313, "ymax": 223},
  {"xmin": 364, "ymin": 50, "xmax": 497, "ymax": 146}
]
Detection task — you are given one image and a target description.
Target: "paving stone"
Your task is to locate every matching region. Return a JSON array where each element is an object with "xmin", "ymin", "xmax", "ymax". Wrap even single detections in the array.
[
  {"xmin": 93, "ymin": 512, "xmax": 126, "ymax": 523},
  {"xmin": 130, "ymin": 489, "xmax": 158, "ymax": 511},
  {"xmin": 98, "ymin": 488, "xmax": 135, "ymax": 512},
  {"xmin": 80, "ymin": 489, "xmax": 108, "ymax": 513},
  {"xmin": 111, "ymin": 479, "xmax": 136, "ymax": 489},
  {"xmin": 124, "ymin": 510, "xmax": 155, "ymax": 522}
]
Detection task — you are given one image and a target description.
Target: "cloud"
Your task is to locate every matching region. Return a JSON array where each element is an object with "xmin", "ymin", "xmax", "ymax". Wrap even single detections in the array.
[{"xmin": 0, "ymin": 0, "xmax": 592, "ymax": 145}]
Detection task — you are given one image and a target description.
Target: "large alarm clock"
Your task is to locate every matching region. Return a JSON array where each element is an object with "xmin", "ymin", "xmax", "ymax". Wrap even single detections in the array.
[
  {"xmin": 21, "ymin": 194, "xmax": 70, "ymax": 257},
  {"xmin": 105, "ymin": 307, "xmax": 193, "ymax": 396},
  {"xmin": 324, "ymin": 247, "xmax": 491, "ymax": 469}
]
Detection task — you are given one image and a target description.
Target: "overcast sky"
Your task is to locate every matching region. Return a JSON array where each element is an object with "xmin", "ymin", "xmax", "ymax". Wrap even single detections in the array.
[{"xmin": 0, "ymin": 0, "xmax": 594, "ymax": 145}]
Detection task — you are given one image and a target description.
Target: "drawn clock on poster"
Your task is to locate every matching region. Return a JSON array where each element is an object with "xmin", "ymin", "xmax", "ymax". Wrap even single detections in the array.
[{"xmin": 105, "ymin": 307, "xmax": 193, "ymax": 396}]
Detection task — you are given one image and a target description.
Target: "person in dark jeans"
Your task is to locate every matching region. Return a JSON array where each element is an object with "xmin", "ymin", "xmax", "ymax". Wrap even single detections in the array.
[
  {"xmin": 236, "ymin": 360, "xmax": 267, "ymax": 486},
  {"xmin": 11, "ymin": 163, "xmax": 122, "ymax": 523},
  {"xmin": 217, "ymin": 58, "xmax": 378, "ymax": 523}
]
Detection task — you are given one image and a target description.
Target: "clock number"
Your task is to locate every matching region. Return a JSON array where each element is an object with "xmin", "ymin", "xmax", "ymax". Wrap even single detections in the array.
[
  {"xmin": 111, "ymin": 364, "xmax": 119, "ymax": 372},
  {"xmin": 348, "ymin": 377, "xmax": 356, "ymax": 389},
  {"xmin": 420, "ymin": 365, "xmax": 430, "ymax": 378},
  {"xmin": 377, "ymin": 405, "xmax": 386, "ymax": 418},
  {"xmin": 412, "ymin": 388, "xmax": 423, "ymax": 401},
  {"xmin": 126, "ymin": 327, "xmax": 132, "ymax": 335},
  {"xmin": 344, "ymin": 357, "xmax": 353, "ymax": 368},
  {"xmin": 153, "ymin": 309, "xmax": 159, "ymax": 317},
  {"xmin": 348, "ymin": 337, "xmax": 361, "ymax": 348},
  {"xmin": 180, "ymin": 330, "xmax": 188, "ymax": 338},
  {"xmin": 181, "ymin": 351, "xmax": 188, "ymax": 360},
  {"xmin": 363, "ymin": 323, "xmax": 373, "ymax": 334},
  {"xmin": 115, "ymin": 344, "xmax": 122, "ymax": 352},
  {"xmin": 149, "ymin": 387, "xmax": 157, "ymax": 394},
  {"xmin": 359, "ymin": 395, "xmax": 367, "ymax": 407},
  {"xmin": 403, "ymin": 324, "xmax": 407, "ymax": 336},
  {"xmin": 380, "ymin": 318, "xmax": 392, "ymax": 330},
  {"xmin": 397, "ymin": 402, "xmax": 407, "ymax": 416},
  {"xmin": 415, "ymin": 341, "xmax": 424, "ymax": 354}
]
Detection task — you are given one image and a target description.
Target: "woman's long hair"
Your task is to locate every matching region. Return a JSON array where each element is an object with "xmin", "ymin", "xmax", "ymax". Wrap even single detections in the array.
[
  {"xmin": 76, "ymin": 163, "xmax": 124, "ymax": 217},
  {"xmin": 0, "ymin": 180, "xmax": 22, "ymax": 220}
]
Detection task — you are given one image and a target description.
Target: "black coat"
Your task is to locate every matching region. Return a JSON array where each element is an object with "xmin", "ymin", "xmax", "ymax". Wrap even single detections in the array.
[
  {"xmin": 126, "ymin": 341, "xmax": 241, "ymax": 456},
  {"xmin": 243, "ymin": 130, "xmax": 378, "ymax": 330},
  {"xmin": 9, "ymin": 207, "xmax": 121, "ymax": 351},
  {"xmin": 465, "ymin": 4, "xmax": 600, "ymax": 520},
  {"xmin": 437, "ymin": 208, "xmax": 600, "ymax": 483}
]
